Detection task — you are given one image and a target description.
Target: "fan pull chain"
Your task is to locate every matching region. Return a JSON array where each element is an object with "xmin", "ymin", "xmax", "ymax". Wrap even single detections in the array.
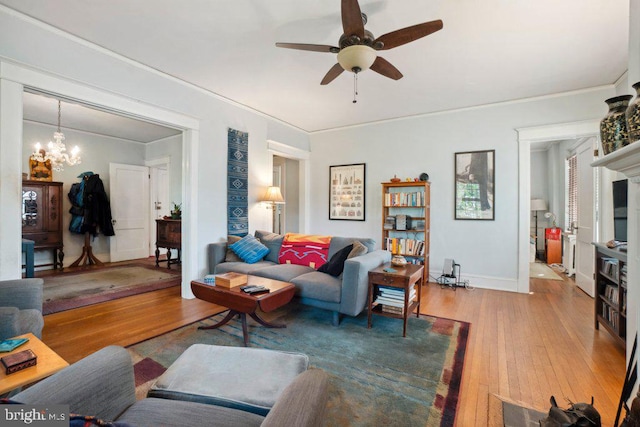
[{"xmin": 353, "ymin": 72, "xmax": 358, "ymax": 103}]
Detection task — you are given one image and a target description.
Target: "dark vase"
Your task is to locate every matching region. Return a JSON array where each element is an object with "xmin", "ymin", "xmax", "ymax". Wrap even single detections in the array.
[
  {"xmin": 600, "ymin": 94, "xmax": 633, "ymax": 155},
  {"xmin": 626, "ymin": 82, "xmax": 640, "ymax": 145}
]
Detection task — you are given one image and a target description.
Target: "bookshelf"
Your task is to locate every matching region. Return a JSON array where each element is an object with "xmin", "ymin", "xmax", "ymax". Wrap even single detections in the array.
[
  {"xmin": 593, "ymin": 243, "xmax": 627, "ymax": 347},
  {"xmin": 381, "ymin": 181, "xmax": 430, "ymax": 280}
]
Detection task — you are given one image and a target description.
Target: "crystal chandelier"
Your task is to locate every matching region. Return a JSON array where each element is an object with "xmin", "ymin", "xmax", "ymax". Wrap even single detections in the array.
[{"xmin": 30, "ymin": 100, "xmax": 81, "ymax": 172}]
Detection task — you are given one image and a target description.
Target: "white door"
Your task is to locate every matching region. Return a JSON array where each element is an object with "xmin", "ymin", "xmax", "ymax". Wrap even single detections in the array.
[
  {"xmin": 575, "ymin": 138, "xmax": 597, "ymax": 297},
  {"xmin": 109, "ymin": 163, "xmax": 150, "ymax": 262},
  {"xmin": 149, "ymin": 166, "xmax": 170, "ymax": 255}
]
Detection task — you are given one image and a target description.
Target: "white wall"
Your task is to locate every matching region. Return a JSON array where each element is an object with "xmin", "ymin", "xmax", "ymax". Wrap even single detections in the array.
[
  {"xmin": 309, "ymin": 89, "xmax": 612, "ymax": 291},
  {"xmin": 0, "ymin": 8, "xmax": 310, "ymax": 284}
]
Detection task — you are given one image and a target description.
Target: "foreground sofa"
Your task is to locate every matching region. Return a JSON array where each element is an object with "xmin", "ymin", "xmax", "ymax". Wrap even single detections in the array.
[
  {"xmin": 12, "ymin": 345, "xmax": 329, "ymax": 427},
  {"xmin": 208, "ymin": 230, "xmax": 391, "ymax": 325},
  {"xmin": 0, "ymin": 278, "xmax": 44, "ymax": 341}
]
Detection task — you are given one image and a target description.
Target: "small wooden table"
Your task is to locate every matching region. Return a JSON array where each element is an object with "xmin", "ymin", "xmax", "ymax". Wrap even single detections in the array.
[
  {"xmin": 0, "ymin": 333, "xmax": 69, "ymax": 395},
  {"xmin": 191, "ymin": 276, "xmax": 296, "ymax": 346},
  {"xmin": 367, "ymin": 263, "xmax": 424, "ymax": 337},
  {"xmin": 155, "ymin": 219, "xmax": 181, "ymax": 269}
]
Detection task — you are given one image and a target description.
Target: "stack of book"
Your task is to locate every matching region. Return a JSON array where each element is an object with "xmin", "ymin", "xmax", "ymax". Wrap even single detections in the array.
[{"xmin": 373, "ymin": 286, "xmax": 416, "ymax": 315}]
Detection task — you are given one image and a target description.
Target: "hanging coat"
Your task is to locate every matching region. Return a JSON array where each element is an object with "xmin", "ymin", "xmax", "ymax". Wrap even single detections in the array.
[{"xmin": 81, "ymin": 174, "xmax": 115, "ymax": 236}]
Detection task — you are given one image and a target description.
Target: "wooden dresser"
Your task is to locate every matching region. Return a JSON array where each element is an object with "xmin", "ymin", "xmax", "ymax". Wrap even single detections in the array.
[
  {"xmin": 155, "ymin": 219, "xmax": 181, "ymax": 269},
  {"xmin": 22, "ymin": 180, "xmax": 64, "ymax": 270}
]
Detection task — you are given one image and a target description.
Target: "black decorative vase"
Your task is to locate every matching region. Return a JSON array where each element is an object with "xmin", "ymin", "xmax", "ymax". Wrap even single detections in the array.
[
  {"xmin": 600, "ymin": 94, "xmax": 633, "ymax": 155},
  {"xmin": 626, "ymin": 82, "xmax": 640, "ymax": 145}
]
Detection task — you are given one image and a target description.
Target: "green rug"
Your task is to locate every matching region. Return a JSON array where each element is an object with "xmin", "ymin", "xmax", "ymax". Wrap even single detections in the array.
[{"xmin": 128, "ymin": 303, "xmax": 469, "ymax": 426}]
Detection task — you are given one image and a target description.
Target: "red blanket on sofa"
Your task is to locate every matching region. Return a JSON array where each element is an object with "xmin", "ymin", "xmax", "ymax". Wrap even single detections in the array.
[{"xmin": 278, "ymin": 233, "xmax": 332, "ymax": 269}]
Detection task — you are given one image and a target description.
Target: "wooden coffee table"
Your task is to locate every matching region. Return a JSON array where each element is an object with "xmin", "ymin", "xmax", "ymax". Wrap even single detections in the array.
[
  {"xmin": 191, "ymin": 276, "xmax": 296, "ymax": 346},
  {"xmin": 0, "ymin": 333, "xmax": 69, "ymax": 394}
]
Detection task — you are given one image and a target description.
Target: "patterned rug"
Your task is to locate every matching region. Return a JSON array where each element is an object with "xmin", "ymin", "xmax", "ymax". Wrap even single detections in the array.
[
  {"xmin": 227, "ymin": 128, "xmax": 249, "ymax": 237},
  {"xmin": 43, "ymin": 264, "xmax": 180, "ymax": 315},
  {"xmin": 128, "ymin": 303, "xmax": 470, "ymax": 426}
]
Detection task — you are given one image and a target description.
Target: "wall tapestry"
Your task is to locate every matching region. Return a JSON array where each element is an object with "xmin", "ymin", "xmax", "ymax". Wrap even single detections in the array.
[
  {"xmin": 329, "ymin": 163, "xmax": 365, "ymax": 221},
  {"xmin": 455, "ymin": 150, "xmax": 495, "ymax": 220},
  {"xmin": 227, "ymin": 128, "xmax": 249, "ymax": 236}
]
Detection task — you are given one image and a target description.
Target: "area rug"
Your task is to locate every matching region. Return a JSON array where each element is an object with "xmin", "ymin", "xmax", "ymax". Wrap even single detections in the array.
[
  {"xmin": 128, "ymin": 304, "xmax": 470, "ymax": 426},
  {"xmin": 529, "ymin": 262, "xmax": 563, "ymax": 281},
  {"xmin": 43, "ymin": 264, "xmax": 180, "ymax": 315},
  {"xmin": 488, "ymin": 394, "xmax": 547, "ymax": 426}
]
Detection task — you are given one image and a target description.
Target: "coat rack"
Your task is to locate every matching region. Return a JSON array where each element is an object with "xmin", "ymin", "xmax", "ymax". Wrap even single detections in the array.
[
  {"xmin": 68, "ymin": 172, "xmax": 113, "ymax": 267},
  {"xmin": 69, "ymin": 232, "xmax": 104, "ymax": 267}
]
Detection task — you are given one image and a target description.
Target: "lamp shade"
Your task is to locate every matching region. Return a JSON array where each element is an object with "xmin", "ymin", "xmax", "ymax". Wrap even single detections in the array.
[
  {"xmin": 337, "ymin": 45, "xmax": 377, "ymax": 73},
  {"xmin": 530, "ymin": 199, "xmax": 547, "ymax": 211},
  {"xmin": 261, "ymin": 186, "xmax": 285, "ymax": 204}
]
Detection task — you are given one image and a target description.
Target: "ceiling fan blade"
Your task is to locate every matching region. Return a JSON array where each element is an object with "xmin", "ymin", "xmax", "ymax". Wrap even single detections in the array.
[
  {"xmin": 276, "ymin": 42, "xmax": 340, "ymax": 53},
  {"xmin": 375, "ymin": 19, "xmax": 443, "ymax": 50},
  {"xmin": 321, "ymin": 63, "xmax": 345, "ymax": 85},
  {"xmin": 341, "ymin": 0, "xmax": 365, "ymax": 39},
  {"xmin": 370, "ymin": 57, "xmax": 403, "ymax": 80}
]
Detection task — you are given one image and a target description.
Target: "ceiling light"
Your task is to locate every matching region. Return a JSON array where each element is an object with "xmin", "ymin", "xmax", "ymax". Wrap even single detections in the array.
[
  {"xmin": 31, "ymin": 100, "xmax": 81, "ymax": 172},
  {"xmin": 337, "ymin": 45, "xmax": 377, "ymax": 74}
]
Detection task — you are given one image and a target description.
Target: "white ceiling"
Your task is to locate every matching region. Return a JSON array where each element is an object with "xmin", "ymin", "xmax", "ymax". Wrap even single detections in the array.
[
  {"xmin": 2, "ymin": 0, "xmax": 630, "ymax": 134},
  {"xmin": 23, "ymin": 92, "xmax": 181, "ymax": 143}
]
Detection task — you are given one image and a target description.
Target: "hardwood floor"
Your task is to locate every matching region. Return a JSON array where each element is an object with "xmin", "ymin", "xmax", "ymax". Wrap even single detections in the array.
[
  {"xmin": 42, "ymin": 264, "xmax": 626, "ymax": 426},
  {"xmin": 421, "ymin": 274, "xmax": 625, "ymax": 426}
]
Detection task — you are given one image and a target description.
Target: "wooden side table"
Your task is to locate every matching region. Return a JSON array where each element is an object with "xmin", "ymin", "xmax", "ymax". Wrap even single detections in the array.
[
  {"xmin": 367, "ymin": 263, "xmax": 424, "ymax": 337},
  {"xmin": 0, "ymin": 333, "xmax": 68, "ymax": 395},
  {"xmin": 155, "ymin": 219, "xmax": 181, "ymax": 269}
]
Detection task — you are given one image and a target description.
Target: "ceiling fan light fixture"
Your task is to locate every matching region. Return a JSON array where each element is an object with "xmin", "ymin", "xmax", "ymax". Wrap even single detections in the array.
[{"xmin": 337, "ymin": 45, "xmax": 376, "ymax": 73}]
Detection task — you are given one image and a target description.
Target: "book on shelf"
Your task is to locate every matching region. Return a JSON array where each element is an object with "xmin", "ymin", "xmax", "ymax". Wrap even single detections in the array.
[
  {"xmin": 384, "ymin": 238, "xmax": 425, "ymax": 256},
  {"xmin": 601, "ymin": 257, "xmax": 619, "ymax": 280},
  {"xmin": 384, "ymin": 191, "xmax": 425, "ymax": 207}
]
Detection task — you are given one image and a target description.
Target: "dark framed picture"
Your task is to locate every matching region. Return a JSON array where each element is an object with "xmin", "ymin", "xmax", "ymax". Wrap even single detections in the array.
[
  {"xmin": 455, "ymin": 150, "xmax": 495, "ymax": 220},
  {"xmin": 329, "ymin": 163, "xmax": 365, "ymax": 221}
]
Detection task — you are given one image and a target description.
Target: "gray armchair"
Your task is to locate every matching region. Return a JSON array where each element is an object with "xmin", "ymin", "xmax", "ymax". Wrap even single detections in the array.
[{"xmin": 0, "ymin": 278, "xmax": 44, "ymax": 341}]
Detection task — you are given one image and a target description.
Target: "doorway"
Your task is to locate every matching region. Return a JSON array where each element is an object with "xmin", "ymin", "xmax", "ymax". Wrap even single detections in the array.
[
  {"xmin": 273, "ymin": 155, "xmax": 300, "ymax": 234},
  {"xmin": 3, "ymin": 64, "xmax": 199, "ymax": 297},
  {"xmin": 517, "ymin": 120, "xmax": 600, "ymax": 294},
  {"xmin": 528, "ymin": 137, "xmax": 598, "ymax": 294}
]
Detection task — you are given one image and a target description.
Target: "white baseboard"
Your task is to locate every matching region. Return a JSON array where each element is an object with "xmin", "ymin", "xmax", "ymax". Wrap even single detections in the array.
[{"xmin": 428, "ymin": 269, "xmax": 518, "ymax": 293}]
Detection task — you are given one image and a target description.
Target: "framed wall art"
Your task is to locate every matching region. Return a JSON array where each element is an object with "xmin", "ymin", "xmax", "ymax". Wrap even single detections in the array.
[
  {"xmin": 455, "ymin": 150, "xmax": 495, "ymax": 220},
  {"xmin": 329, "ymin": 163, "xmax": 365, "ymax": 221}
]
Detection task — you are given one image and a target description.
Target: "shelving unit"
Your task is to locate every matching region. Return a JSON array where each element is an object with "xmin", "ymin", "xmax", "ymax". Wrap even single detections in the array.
[
  {"xmin": 594, "ymin": 243, "xmax": 627, "ymax": 347},
  {"xmin": 381, "ymin": 181, "xmax": 430, "ymax": 280}
]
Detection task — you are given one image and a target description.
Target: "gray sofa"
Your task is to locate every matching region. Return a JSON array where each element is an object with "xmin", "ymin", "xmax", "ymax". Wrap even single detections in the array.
[
  {"xmin": 208, "ymin": 230, "xmax": 391, "ymax": 325},
  {"xmin": 0, "ymin": 278, "xmax": 44, "ymax": 341},
  {"xmin": 13, "ymin": 345, "xmax": 329, "ymax": 427}
]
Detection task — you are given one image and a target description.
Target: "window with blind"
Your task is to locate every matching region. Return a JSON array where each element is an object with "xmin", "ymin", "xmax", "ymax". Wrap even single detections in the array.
[{"xmin": 566, "ymin": 154, "xmax": 577, "ymax": 230}]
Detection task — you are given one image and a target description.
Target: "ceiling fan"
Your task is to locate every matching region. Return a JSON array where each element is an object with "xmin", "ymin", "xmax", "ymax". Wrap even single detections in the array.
[{"xmin": 276, "ymin": 0, "xmax": 443, "ymax": 95}]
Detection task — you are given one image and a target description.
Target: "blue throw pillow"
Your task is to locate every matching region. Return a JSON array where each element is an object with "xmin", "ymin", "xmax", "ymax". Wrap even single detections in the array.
[{"xmin": 230, "ymin": 234, "xmax": 270, "ymax": 264}]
